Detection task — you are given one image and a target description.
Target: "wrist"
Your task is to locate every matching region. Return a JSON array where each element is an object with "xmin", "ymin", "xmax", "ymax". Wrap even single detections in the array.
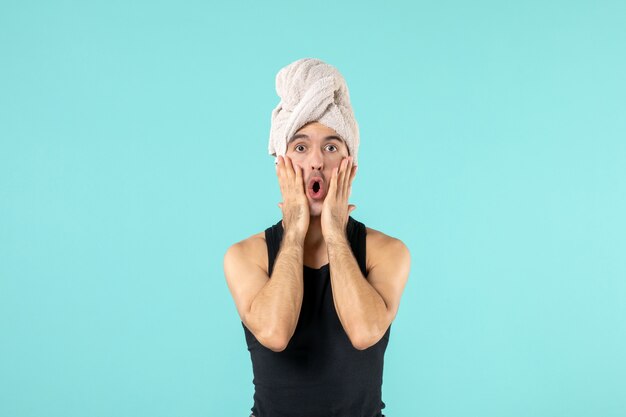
[
  {"xmin": 283, "ymin": 230, "xmax": 306, "ymax": 248},
  {"xmin": 324, "ymin": 231, "xmax": 348, "ymax": 246}
]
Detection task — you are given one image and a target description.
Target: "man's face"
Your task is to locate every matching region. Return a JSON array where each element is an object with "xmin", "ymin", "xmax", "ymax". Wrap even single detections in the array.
[{"xmin": 285, "ymin": 121, "xmax": 352, "ymax": 217}]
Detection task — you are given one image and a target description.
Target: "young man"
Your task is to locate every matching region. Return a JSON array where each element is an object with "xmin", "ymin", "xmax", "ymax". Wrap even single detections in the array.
[{"xmin": 224, "ymin": 58, "xmax": 411, "ymax": 417}]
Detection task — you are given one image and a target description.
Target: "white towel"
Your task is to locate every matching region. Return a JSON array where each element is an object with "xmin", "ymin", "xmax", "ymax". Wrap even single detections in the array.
[{"xmin": 268, "ymin": 58, "xmax": 360, "ymax": 165}]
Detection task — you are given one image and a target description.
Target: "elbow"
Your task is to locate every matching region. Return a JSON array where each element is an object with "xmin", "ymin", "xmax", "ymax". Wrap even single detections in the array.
[
  {"xmin": 351, "ymin": 337, "xmax": 378, "ymax": 351},
  {"xmin": 248, "ymin": 321, "xmax": 292, "ymax": 352},
  {"xmin": 244, "ymin": 311, "xmax": 293, "ymax": 352},
  {"xmin": 349, "ymin": 322, "xmax": 391, "ymax": 351},
  {"xmin": 351, "ymin": 339, "xmax": 373, "ymax": 351},
  {"xmin": 349, "ymin": 330, "xmax": 380, "ymax": 351},
  {"xmin": 258, "ymin": 333, "xmax": 291, "ymax": 352}
]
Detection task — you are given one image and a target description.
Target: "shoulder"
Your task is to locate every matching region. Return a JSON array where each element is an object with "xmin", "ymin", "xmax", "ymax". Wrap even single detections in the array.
[
  {"xmin": 365, "ymin": 226, "xmax": 411, "ymax": 275},
  {"xmin": 223, "ymin": 230, "xmax": 268, "ymax": 275},
  {"xmin": 223, "ymin": 230, "xmax": 272, "ymax": 325},
  {"xmin": 361, "ymin": 225, "xmax": 411, "ymax": 325}
]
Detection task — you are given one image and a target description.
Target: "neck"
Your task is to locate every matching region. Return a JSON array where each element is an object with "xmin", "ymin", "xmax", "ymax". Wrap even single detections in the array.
[
  {"xmin": 279, "ymin": 215, "xmax": 326, "ymax": 250},
  {"xmin": 304, "ymin": 215, "xmax": 324, "ymax": 249}
]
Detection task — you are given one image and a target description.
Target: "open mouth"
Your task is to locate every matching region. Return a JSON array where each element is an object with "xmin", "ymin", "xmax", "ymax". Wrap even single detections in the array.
[{"xmin": 307, "ymin": 177, "xmax": 325, "ymax": 200}]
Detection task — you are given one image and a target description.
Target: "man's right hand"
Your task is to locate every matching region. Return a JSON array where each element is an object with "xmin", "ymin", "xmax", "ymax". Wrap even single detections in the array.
[{"xmin": 276, "ymin": 155, "xmax": 309, "ymax": 240}]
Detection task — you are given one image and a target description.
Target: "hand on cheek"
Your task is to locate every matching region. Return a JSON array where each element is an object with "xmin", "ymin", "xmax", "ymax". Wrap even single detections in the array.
[
  {"xmin": 321, "ymin": 156, "xmax": 357, "ymax": 240},
  {"xmin": 276, "ymin": 155, "xmax": 310, "ymax": 238}
]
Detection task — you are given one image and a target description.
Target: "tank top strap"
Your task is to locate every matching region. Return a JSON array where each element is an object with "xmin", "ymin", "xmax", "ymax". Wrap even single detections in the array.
[
  {"xmin": 264, "ymin": 219, "xmax": 283, "ymax": 277},
  {"xmin": 264, "ymin": 216, "xmax": 366, "ymax": 277},
  {"xmin": 346, "ymin": 216, "xmax": 367, "ymax": 276}
]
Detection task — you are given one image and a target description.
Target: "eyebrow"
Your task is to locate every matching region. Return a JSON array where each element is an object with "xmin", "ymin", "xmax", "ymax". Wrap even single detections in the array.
[{"xmin": 288, "ymin": 133, "xmax": 343, "ymax": 144}]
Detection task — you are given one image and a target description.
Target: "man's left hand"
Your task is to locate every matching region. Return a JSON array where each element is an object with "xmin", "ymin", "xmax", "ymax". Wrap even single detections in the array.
[{"xmin": 321, "ymin": 156, "xmax": 358, "ymax": 241}]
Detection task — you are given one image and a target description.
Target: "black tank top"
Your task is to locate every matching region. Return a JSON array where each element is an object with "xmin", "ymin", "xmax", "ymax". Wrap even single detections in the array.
[{"xmin": 241, "ymin": 216, "xmax": 391, "ymax": 417}]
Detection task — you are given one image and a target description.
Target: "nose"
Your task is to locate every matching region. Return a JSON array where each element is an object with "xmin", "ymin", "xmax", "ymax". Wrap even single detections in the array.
[{"xmin": 309, "ymin": 147, "xmax": 323, "ymax": 171}]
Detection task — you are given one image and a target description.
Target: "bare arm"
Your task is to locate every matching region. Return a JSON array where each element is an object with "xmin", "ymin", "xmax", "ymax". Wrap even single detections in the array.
[
  {"xmin": 326, "ymin": 233, "xmax": 410, "ymax": 350},
  {"xmin": 326, "ymin": 234, "xmax": 387, "ymax": 350},
  {"xmin": 244, "ymin": 231, "xmax": 304, "ymax": 351},
  {"xmin": 224, "ymin": 230, "xmax": 306, "ymax": 352},
  {"xmin": 224, "ymin": 155, "xmax": 310, "ymax": 352},
  {"xmin": 321, "ymin": 155, "xmax": 411, "ymax": 350}
]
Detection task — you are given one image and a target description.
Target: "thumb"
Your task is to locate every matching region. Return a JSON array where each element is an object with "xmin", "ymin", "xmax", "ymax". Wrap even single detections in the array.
[
  {"xmin": 348, "ymin": 204, "xmax": 357, "ymax": 215},
  {"xmin": 278, "ymin": 202, "xmax": 283, "ymax": 210}
]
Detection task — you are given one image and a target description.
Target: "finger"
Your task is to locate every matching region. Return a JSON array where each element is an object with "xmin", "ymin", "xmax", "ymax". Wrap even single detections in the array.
[
  {"xmin": 275, "ymin": 156, "xmax": 282, "ymax": 180},
  {"xmin": 328, "ymin": 166, "xmax": 338, "ymax": 198},
  {"xmin": 284, "ymin": 155, "xmax": 295, "ymax": 180},
  {"xmin": 338, "ymin": 157, "xmax": 349, "ymax": 199},
  {"xmin": 343, "ymin": 157, "xmax": 353, "ymax": 197},
  {"xmin": 347, "ymin": 163, "xmax": 357, "ymax": 198},
  {"xmin": 334, "ymin": 159, "xmax": 344, "ymax": 198},
  {"xmin": 346, "ymin": 159, "xmax": 356, "ymax": 189},
  {"xmin": 289, "ymin": 158, "xmax": 302, "ymax": 190},
  {"xmin": 295, "ymin": 164, "xmax": 305, "ymax": 193},
  {"xmin": 276, "ymin": 156, "xmax": 286, "ymax": 193}
]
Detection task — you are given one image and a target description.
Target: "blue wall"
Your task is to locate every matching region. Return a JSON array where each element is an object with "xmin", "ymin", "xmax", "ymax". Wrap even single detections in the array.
[{"xmin": 1, "ymin": 1, "xmax": 625, "ymax": 416}]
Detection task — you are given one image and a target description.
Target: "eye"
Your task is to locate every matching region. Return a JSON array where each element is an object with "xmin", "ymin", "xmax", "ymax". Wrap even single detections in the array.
[
  {"xmin": 295, "ymin": 144, "xmax": 306, "ymax": 152},
  {"xmin": 325, "ymin": 144, "xmax": 338, "ymax": 152}
]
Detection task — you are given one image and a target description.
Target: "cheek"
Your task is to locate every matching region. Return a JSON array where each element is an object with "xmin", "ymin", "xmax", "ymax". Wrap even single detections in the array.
[
  {"xmin": 328, "ymin": 155, "xmax": 348, "ymax": 175},
  {"xmin": 330, "ymin": 157, "xmax": 347, "ymax": 170},
  {"xmin": 334, "ymin": 152, "xmax": 349, "ymax": 163},
  {"xmin": 285, "ymin": 152, "xmax": 303, "ymax": 166},
  {"xmin": 291, "ymin": 161, "xmax": 305, "ymax": 173}
]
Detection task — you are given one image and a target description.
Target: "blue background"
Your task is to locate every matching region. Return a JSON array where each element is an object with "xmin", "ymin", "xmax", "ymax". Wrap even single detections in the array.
[{"xmin": 1, "ymin": 1, "xmax": 625, "ymax": 416}]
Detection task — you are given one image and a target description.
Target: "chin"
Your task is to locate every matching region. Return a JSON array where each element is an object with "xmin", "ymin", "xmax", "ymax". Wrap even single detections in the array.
[
  {"xmin": 309, "ymin": 209, "xmax": 322, "ymax": 218},
  {"xmin": 308, "ymin": 202, "xmax": 323, "ymax": 217}
]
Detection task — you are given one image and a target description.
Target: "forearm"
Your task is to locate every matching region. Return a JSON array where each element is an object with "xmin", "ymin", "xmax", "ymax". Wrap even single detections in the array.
[
  {"xmin": 247, "ymin": 231, "xmax": 304, "ymax": 349},
  {"xmin": 326, "ymin": 234, "xmax": 388, "ymax": 349}
]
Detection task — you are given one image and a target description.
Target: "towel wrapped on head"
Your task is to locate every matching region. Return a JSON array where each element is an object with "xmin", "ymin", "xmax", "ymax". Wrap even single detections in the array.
[{"xmin": 268, "ymin": 58, "xmax": 360, "ymax": 165}]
